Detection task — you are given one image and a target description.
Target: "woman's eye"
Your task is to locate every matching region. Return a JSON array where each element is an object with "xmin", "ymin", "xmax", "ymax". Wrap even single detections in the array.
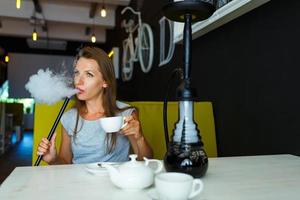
[
  {"xmin": 73, "ymin": 71, "xmax": 79, "ymax": 76},
  {"xmin": 87, "ymin": 73, "xmax": 94, "ymax": 77}
]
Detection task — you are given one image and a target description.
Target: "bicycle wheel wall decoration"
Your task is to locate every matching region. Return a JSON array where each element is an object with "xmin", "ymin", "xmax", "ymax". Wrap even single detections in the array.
[
  {"xmin": 122, "ymin": 40, "xmax": 134, "ymax": 81},
  {"xmin": 138, "ymin": 23, "xmax": 154, "ymax": 73},
  {"xmin": 121, "ymin": 6, "xmax": 154, "ymax": 81}
]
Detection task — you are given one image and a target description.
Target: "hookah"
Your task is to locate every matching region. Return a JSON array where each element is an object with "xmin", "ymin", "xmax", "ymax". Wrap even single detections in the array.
[{"xmin": 162, "ymin": 0, "xmax": 215, "ymax": 177}]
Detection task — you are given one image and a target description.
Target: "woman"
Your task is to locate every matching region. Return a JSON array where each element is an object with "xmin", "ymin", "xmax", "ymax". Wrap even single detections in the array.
[{"xmin": 37, "ymin": 46, "xmax": 153, "ymax": 164}]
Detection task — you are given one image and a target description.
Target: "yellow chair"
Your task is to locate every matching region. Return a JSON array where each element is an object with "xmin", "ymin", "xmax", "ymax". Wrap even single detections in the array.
[{"xmin": 32, "ymin": 101, "xmax": 217, "ymax": 165}]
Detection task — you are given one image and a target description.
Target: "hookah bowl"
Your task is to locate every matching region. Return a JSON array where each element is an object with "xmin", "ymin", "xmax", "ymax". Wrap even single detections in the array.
[
  {"xmin": 162, "ymin": 0, "xmax": 215, "ymax": 178},
  {"xmin": 165, "ymin": 141, "xmax": 209, "ymax": 178},
  {"xmin": 164, "ymin": 100, "xmax": 209, "ymax": 178}
]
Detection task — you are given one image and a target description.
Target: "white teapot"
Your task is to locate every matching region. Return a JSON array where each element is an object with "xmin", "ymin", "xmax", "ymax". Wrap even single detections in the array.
[{"xmin": 102, "ymin": 154, "xmax": 163, "ymax": 190}]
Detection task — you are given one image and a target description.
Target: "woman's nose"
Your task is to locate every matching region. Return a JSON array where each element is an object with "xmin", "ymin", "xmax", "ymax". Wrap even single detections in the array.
[{"xmin": 74, "ymin": 75, "xmax": 84, "ymax": 85}]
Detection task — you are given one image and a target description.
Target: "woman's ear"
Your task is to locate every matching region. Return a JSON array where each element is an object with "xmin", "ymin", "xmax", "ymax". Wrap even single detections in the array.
[{"xmin": 103, "ymin": 83, "xmax": 108, "ymax": 88}]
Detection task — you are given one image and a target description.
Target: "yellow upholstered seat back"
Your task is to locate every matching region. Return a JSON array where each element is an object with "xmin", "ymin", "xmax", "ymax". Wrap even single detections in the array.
[{"xmin": 32, "ymin": 101, "xmax": 217, "ymax": 165}]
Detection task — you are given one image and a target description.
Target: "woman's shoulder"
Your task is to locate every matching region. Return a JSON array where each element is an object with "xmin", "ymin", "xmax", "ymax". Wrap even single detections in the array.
[
  {"xmin": 61, "ymin": 108, "xmax": 78, "ymax": 135},
  {"xmin": 63, "ymin": 108, "xmax": 77, "ymax": 117},
  {"xmin": 116, "ymin": 101, "xmax": 135, "ymax": 116},
  {"xmin": 61, "ymin": 108, "xmax": 78, "ymax": 122}
]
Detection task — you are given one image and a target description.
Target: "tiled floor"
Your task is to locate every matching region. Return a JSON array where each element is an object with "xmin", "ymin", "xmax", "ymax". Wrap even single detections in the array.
[{"xmin": 0, "ymin": 131, "xmax": 33, "ymax": 184}]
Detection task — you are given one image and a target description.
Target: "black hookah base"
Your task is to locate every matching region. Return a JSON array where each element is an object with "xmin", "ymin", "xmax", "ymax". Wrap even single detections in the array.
[{"xmin": 164, "ymin": 142, "xmax": 208, "ymax": 178}]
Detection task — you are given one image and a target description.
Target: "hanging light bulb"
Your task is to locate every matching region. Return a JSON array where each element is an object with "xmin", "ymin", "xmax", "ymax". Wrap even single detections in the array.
[
  {"xmin": 91, "ymin": 33, "xmax": 96, "ymax": 43},
  {"xmin": 108, "ymin": 50, "xmax": 114, "ymax": 58},
  {"xmin": 32, "ymin": 28, "xmax": 38, "ymax": 41},
  {"xmin": 91, "ymin": 17, "xmax": 96, "ymax": 43},
  {"xmin": 100, "ymin": 5, "xmax": 107, "ymax": 17},
  {"xmin": 16, "ymin": 0, "xmax": 21, "ymax": 9},
  {"xmin": 5, "ymin": 55, "xmax": 9, "ymax": 63}
]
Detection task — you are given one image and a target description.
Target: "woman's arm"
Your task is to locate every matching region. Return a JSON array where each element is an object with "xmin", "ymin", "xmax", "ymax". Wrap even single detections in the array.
[
  {"xmin": 121, "ymin": 111, "xmax": 153, "ymax": 160},
  {"xmin": 49, "ymin": 127, "xmax": 73, "ymax": 165}
]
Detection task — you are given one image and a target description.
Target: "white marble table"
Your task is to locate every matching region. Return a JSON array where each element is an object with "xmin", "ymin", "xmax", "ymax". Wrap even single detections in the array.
[{"xmin": 0, "ymin": 154, "xmax": 299, "ymax": 200}]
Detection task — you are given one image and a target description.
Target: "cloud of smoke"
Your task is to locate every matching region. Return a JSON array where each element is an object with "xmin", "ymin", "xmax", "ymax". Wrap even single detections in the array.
[{"xmin": 25, "ymin": 68, "xmax": 78, "ymax": 105}]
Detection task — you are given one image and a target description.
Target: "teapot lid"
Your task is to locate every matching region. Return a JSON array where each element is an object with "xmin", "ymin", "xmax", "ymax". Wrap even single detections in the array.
[
  {"xmin": 121, "ymin": 154, "xmax": 143, "ymax": 168},
  {"xmin": 118, "ymin": 154, "xmax": 153, "ymax": 174},
  {"xmin": 129, "ymin": 154, "xmax": 138, "ymax": 161}
]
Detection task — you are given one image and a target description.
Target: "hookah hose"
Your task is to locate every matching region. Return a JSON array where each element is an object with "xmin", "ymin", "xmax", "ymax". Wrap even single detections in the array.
[
  {"xmin": 163, "ymin": 68, "xmax": 183, "ymax": 150},
  {"xmin": 34, "ymin": 97, "xmax": 71, "ymax": 166}
]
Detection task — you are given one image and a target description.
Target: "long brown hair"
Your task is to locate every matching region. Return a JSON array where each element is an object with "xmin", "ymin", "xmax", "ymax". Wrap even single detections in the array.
[{"xmin": 73, "ymin": 46, "xmax": 121, "ymax": 153}]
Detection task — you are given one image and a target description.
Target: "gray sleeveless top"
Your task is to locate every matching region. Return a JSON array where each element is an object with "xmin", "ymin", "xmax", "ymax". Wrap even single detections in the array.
[{"xmin": 60, "ymin": 101, "xmax": 134, "ymax": 164}]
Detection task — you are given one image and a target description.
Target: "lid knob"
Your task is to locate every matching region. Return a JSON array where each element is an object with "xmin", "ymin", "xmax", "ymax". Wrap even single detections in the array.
[{"xmin": 129, "ymin": 154, "xmax": 138, "ymax": 161}]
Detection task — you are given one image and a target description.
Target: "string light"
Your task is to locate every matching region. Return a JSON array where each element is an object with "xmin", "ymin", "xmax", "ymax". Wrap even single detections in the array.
[
  {"xmin": 100, "ymin": 7, "xmax": 107, "ymax": 17},
  {"xmin": 91, "ymin": 34, "xmax": 96, "ymax": 43},
  {"xmin": 32, "ymin": 28, "xmax": 38, "ymax": 41},
  {"xmin": 32, "ymin": 13, "xmax": 38, "ymax": 41},
  {"xmin": 91, "ymin": 17, "xmax": 96, "ymax": 43},
  {"xmin": 16, "ymin": 0, "xmax": 21, "ymax": 9},
  {"xmin": 5, "ymin": 55, "xmax": 9, "ymax": 63},
  {"xmin": 108, "ymin": 50, "xmax": 114, "ymax": 58},
  {"xmin": 100, "ymin": 1, "xmax": 107, "ymax": 18}
]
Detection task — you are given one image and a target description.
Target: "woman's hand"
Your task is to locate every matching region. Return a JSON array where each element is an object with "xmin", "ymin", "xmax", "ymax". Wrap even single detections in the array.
[
  {"xmin": 121, "ymin": 112, "xmax": 153, "ymax": 160},
  {"xmin": 37, "ymin": 132, "xmax": 57, "ymax": 164},
  {"xmin": 121, "ymin": 115, "xmax": 143, "ymax": 140}
]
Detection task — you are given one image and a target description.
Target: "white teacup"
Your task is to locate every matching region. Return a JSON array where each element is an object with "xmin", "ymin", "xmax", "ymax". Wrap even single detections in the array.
[
  {"xmin": 99, "ymin": 116, "xmax": 127, "ymax": 133},
  {"xmin": 155, "ymin": 172, "xmax": 203, "ymax": 200}
]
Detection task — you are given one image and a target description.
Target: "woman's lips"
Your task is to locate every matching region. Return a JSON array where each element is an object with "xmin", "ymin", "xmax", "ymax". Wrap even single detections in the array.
[{"xmin": 76, "ymin": 87, "xmax": 84, "ymax": 94}]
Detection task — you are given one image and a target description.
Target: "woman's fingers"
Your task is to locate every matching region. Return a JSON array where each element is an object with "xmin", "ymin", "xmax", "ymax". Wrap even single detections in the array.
[
  {"xmin": 38, "ymin": 142, "xmax": 49, "ymax": 151},
  {"xmin": 124, "ymin": 115, "xmax": 133, "ymax": 123},
  {"xmin": 122, "ymin": 123, "xmax": 138, "ymax": 134},
  {"xmin": 120, "ymin": 115, "xmax": 143, "ymax": 139},
  {"xmin": 41, "ymin": 137, "xmax": 50, "ymax": 145},
  {"xmin": 37, "ymin": 145, "xmax": 48, "ymax": 155},
  {"xmin": 123, "ymin": 130, "xmax": 137, "ymax": 136},
  {"xmin": 121, "ymin": 123, "xmax": 141, "ymax": 138},
  {"xmin": 39, "ymin": 141, "xmax": 50, "ymax": 149},
  {"xmin": 122, "ymin": 118, "xmax": 139, "ymax": 130},
  {"xmin": 37, "ymin": 137, "xmax": 51, "ymax": 155}
]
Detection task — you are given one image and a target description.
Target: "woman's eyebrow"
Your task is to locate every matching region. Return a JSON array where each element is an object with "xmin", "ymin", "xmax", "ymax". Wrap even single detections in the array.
[
  {"xmin": 85, "ymin": 69, "xmax": 96, "ymax": 73},
  {"xmin": 74, "ymin": 68, "xmax": 95, "ymax": 72}
]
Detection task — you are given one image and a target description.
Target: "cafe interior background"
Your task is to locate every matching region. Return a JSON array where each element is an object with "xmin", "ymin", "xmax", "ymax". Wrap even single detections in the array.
[{"xmin": 0, "ymin": 0, "xmax": 300, "ymax": 183}]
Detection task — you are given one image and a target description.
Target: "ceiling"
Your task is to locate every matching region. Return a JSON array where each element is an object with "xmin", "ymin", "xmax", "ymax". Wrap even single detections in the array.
[{"xmin": 0, "ymin": 0, "xmax": 131, "ymax": 44}]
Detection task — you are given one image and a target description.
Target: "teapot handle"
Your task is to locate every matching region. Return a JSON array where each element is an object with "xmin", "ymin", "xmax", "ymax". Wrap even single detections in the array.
[{"xmin": 144, "ymin": 157, "xmax": 163, "ymax": 174}]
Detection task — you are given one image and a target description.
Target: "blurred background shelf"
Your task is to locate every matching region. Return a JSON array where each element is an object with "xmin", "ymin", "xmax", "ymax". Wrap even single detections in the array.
[{"xmin": 0, "ymin": 102, "xmax": 23, "ymax": 155}]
